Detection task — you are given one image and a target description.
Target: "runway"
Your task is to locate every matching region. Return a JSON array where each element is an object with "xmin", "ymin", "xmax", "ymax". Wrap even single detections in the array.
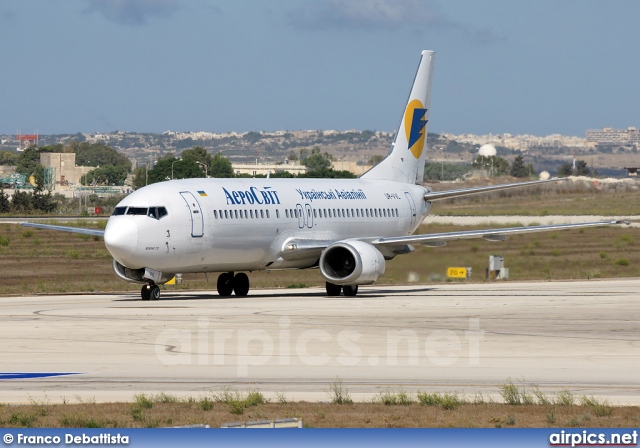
[{"xmin": 0, "ymin": 279, "xmax": 639, "ymax": 404}]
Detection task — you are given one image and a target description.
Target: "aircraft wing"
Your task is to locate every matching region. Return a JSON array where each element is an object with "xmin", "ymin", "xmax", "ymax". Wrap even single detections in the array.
[
  {"xmin": 370, "ymin": 220, "xmax": 627, "ymax": 247},
  {"xmin": 424, "ymin": 177, "xmax": 566, "ymax": 201},
  {"xmin": 20, "ymin": 222, "xmax": 105, "ymax": 237},
  {"xmin": 279, "ymin": 220, "xmax": 626, "ymax": 261}
]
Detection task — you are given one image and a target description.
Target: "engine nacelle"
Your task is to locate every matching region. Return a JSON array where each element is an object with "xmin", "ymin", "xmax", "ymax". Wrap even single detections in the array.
[
  {"xmin": 112, "ymin": 259, "xmax": 173, "ymax": 285},
  {"xmin": 319, "ymin": 241, "xmax": 386, "ymax": 286}
]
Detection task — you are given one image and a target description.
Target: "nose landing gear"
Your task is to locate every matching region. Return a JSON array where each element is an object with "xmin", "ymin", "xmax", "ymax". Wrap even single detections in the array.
[{"xmin": 141, "ymin": 284, "xmax": 160, "ymax": 301}]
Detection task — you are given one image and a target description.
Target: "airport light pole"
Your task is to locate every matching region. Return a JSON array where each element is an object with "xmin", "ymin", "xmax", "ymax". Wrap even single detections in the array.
[
  {"xmin": 197, "ymin": 161, "xmax": 209, "ymax": 178},
  {"xmin": 171, "ymin": 158, "xmax": 182, "ymax": 180}
]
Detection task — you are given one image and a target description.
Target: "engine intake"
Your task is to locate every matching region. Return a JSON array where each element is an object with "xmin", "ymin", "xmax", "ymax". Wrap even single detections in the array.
[
  {"xmin": 112, "ymin": 259, "xmax": 173, "ymax": 285},
  {"xmin": 319, "ymin": 241, "xmax": 385, "ymax": 285}
]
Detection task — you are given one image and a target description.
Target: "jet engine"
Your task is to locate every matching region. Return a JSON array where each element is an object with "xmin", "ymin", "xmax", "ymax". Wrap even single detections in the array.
[
  {"xmin": 319, "ymin": 241, "xmax": 386, "ymax": 285},
  {"xmin": 112, "ymin": 259, "xmax": 174, "ymax": 285},
  {"xmin": 112, "ymin": 259, "xmax": 146, "ymax": 284}
]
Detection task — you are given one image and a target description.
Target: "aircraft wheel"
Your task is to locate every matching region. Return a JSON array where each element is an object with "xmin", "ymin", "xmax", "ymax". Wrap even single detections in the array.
[
  {"xmin": 233, "ymin": 273, "xmax": 250, "ymax": 297},
  {"xmin": 325, "ymin": 282, "xmax": 342, "ymax": 296},
  {"xmin": 217, "ymin": 272, "xmax": 234, "ymax": 296},
  {"xmin": 141, "ymin": 285, "xmax": 151, "ymax": 301},
  {"xmin": 343, "ymin": 285, "xmax": 358, "ymax": 297},
  {"xmin": 150, "ymin": 285, "xmax": 161, "ymax": 301}
]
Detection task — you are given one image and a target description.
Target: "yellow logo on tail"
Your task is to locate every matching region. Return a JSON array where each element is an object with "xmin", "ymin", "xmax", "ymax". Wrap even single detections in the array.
[{"xmin": 404, "ymin": 99, "xmax": 428, "ymax": 159}]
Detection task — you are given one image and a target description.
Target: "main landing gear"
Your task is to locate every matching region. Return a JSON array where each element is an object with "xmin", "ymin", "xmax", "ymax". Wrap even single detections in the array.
[
  {"xmin": 216, "ymin": 272, "xmax": 250, "ymax": 297},
  {"xmin": 141, "ymin": 283, "xmax": 160, "ymax": 301},
  {"xmin": 325, "ymin": 282, "xmax": 358, "ymax": 297}
]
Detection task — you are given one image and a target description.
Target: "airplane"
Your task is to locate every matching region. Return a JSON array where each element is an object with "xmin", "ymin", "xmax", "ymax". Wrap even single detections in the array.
[{"xmin": 22, "ymin": 50, "xmax": 625, "ymax": 300}]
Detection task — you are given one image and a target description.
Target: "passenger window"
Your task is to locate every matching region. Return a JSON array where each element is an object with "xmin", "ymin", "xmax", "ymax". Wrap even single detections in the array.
[
  {"xmin": 266, "ymin": 210, "xmax": 269, "ymax": 218},
  {"xmin": 224, "ymin": 210, "xmax": 228, "ymax": 219},
  {"xmin": 313, "ymin": 209, "xmax": 317, "ymax": 219},
  {"xmin": 112, "ymin": 206, "xmax": 127, "ymax": 216},
  {"xmin": 214, "ymin": 210, "xmax": 219, "ymax": 219},
  {"xmin": 234, "ymin": 210, "xmax": 238, "ymax": 219},
  {"xmin": 261, "ymin": 210, "xmax": 264, "ymax": 218},
  {"xmin": 383, "ymin": 209, "xmax": 387, "ymax": 217},
  {"xmin": 250, "ymin": 210, "xmax": 254, "ymax": 219},
  {"xmin": 276, "ymin": 209, "xmax": 280, "ymax": 218},
  {"xmin": 366, "ymin": 209, "xmax": 370, "ymax": 217}
]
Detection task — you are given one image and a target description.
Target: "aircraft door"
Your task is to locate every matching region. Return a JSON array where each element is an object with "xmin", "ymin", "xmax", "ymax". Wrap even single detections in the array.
[
  {"xmin": 404, "ymin": 192, "xmax": 417, "ymax": 229},
  {"xmin": 296, "ymin": 204, "xmax": 304, "ymax": 229},
  {"xmin": 180, "ymin": 191, "xmax": 204, "ymax": 237},
  {"xmin": 304, "ymin": 204, "xmax": 313, "ymax": 228}
]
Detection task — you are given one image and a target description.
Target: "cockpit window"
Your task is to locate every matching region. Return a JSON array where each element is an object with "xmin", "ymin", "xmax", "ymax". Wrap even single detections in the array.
[
  {"xmin": 126, "ymin": 207, "xmax": 148, "ymax": 216},
  {"xmin": 112, "ymin": 206, "xmax": 127, "ymax": 216},
  {"xmin": 148, "ymin": 206, "xmax": 168, "ymax": 220}
]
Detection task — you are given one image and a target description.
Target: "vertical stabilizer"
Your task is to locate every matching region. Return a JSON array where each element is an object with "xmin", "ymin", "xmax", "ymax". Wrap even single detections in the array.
[{"xmin": 361, "ymin": 50, "xmax": 435, "ymax": 184}]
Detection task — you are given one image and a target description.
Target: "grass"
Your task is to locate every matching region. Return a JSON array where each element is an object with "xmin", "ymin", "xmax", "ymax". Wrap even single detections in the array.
[
  {"xmin": 375, "ymin": 389, "xmax": 415, "ymax": 406},
  {"xmin": 432, "ymin": 179, "xmax": 640, "ymax": 216},
  {"xmin": 211, "ymin": 388, "xmax": 268, "ymax": 415},
  {"xmin": 416, "ymin": 392, "xmax": 464, "ymax": 410},
  {"xmin": 327, "ymin": 379, "xmax": 353, "ymax": 405},
  {"xmin": 0, "ymin": 385, "xmax": 635, "ymax": 428}
]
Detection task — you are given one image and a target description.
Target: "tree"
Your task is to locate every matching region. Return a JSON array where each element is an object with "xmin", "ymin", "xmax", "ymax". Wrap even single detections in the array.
[
  {"xmin": 31, "ymin": 185, "xmax": 56, "ymax": 213},
  {"xmin": 243, "ymin": 132, "xmax": 262, "ymax": 143},
  {"xmin": 298, "ymin": 168, "xmax": 356, "ymax": 179},
  {"xmin": 131, "ymin": 166, "xmax": 148, "ymax": 190},
  {"xmin": 575, "ymin": 160, "xmax": 591, "ymax": 176},
  {"xmin": 557, "ymin": 162, "xmax": 572, "ymax": 177},
  {"xmin": 301, "ymin": 153, "xmax": 332, "ymax": 172},
  {"xmin": 82, "ymin": 165, "xmax": 129, "ymax": 186},
  {"xmin": 69, "ymin": 141, "xmax": 131, "ymax": 172},
  {"xmin": 16, "ymin": 147, "xmax": 41, "ymax": 177},
  {"xmin": 33, "ymin": 164, "xmax": 46, "ymax": 189},
  {"xmin": 11, "ymin": 190, "xmax": 32, "ymax": 212},
  {"xmin": 210, "ymin": 153, "xmax": 234, "ymax": 178},
  {"xmin": 0, "ymin": 187, "xmax": 9, "ymax": 213},
  {"xmin": 0, "ymin": 151, "xmax": 18, "ymax": 166},
  {"xmin": 367, "ymin": 155, "xmax": 384, "ymax": 166},
  {"xmin": 473, "ymin": 155, "xmax": 510, "ymax": 176},
  {"xmin": 510, "ymin": 155, "xmax": 533, "ymax": 178},
  {"xmin": 145, "ymin": 155, "xmax": 205, "ymax": 185},
  {"xmin": 181, "ymin": 146, "xmax": 212, "ymax": 176},
  {"xmin": 556, "ymin": 160, "xmax": 590, "ymax": 177},
  {"xmin": 423, "ymin": 162, "xmax": 471, "ymax": 181}
]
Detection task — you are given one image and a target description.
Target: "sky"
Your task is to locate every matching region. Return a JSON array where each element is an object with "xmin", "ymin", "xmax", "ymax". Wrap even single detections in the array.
[{"xmin": 1, "ymin": 0, "xmax": 639, "ymax": 137}]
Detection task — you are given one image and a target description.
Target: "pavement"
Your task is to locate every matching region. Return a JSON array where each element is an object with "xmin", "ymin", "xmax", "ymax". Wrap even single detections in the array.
[{"xmin": 0, "ymin": 279, "xmax": 638, "ymax": 404}]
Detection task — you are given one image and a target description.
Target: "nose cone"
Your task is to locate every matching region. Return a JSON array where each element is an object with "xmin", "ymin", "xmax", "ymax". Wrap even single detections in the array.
[{"xmin": 104, "ymin": 218, "xmax": 139, "ymax": 263}]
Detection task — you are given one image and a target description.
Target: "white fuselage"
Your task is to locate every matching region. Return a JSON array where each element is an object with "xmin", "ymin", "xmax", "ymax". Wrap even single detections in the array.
[{"xmin": 104, "ymin": 178, "xmax": 431, "ymax": 274}]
